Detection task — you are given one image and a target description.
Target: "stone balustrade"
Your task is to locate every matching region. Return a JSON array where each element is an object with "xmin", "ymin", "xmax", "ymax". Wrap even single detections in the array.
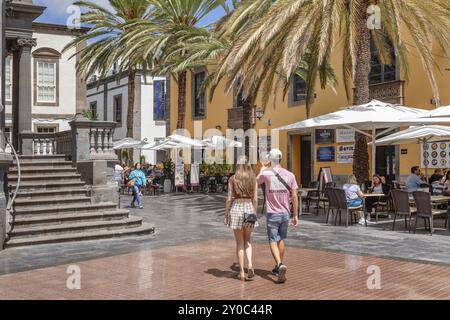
[{"xmin": 19, "ymin": 114, "xmax": 118, "ymax": 162}]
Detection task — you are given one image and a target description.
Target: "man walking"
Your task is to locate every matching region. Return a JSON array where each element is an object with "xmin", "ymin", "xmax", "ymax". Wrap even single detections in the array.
[{"xmin": 257, "ymin": 149, "xmax": 299, "ymax": 283}]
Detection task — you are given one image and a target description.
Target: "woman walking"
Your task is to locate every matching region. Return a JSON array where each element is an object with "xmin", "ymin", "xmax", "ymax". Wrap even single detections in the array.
[
  {"xmin": 224, "ymin": 157, "xmax": 258, "ymax": 281},
  {"xmin": 128, "ymin": 163, "xmax": 147, "ymax": 209}
]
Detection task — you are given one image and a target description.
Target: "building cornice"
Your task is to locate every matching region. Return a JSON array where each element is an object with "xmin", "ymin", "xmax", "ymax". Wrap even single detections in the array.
[{"xmin": 32, "ymin": 22, "xmax": 90, "ymax": 36}]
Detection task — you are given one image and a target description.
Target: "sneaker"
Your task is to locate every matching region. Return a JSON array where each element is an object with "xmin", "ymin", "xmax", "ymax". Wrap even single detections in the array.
[
  {"xmin": 358, "ymin": 218, "xmax": 366, "ymax": 225},
  {"xmin": 271, "ymin": 265, "xmax": 279, "ymax": 276},
  {"xmin": 277, "ymin": 263, "xmax": 287, "ymax": 283},
  {"xmin": 139, "ymin": 206, "xmax": 144, "ymax": 209}
]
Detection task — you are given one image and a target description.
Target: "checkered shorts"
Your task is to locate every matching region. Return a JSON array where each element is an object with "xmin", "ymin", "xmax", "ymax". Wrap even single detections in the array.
[{"xmin": 228, "ymin": 201, "xmax": 259, "ymax": 230}]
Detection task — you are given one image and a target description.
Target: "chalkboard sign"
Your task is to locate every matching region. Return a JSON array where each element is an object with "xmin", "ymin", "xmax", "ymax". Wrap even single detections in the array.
[
  {"xmin": 318, "ymin": 167, "xmax": 333, "ymax": 191},
  {"xmin": 317, "ymin": 146, "xmax": 335, "ymax": 162},
  {"xmin": 315, "ymin": 129, "xmax": 334, "ymax": 144}
]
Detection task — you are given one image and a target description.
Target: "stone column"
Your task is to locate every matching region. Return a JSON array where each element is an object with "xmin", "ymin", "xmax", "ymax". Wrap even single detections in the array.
[
  {"xmin": 0, "ymin": 0, "xmax": 14, "ymax": 251},
  {"xmin": 70, "ymin": 115, "xmax": 119, "ymax": 204},
  {"xmin": 14, "ymin": 37, "xmax": 36, "ymax": 154}
]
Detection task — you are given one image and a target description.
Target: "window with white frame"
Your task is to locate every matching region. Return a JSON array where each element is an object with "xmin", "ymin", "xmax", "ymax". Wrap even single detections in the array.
[
  {"xmin": 5, "ymin": 56, "xmax": 12, "ymax": 102},
  {"xmin": 36, "ymin": 60, "xmax": 57, "ymax": 103},
  {"xmin": 36, "ymin": 126, "xmax": 57, "ymax": 133}
]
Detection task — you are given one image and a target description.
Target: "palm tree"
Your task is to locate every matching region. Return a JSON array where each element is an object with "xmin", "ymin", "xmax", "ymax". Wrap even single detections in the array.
[
  {"xmin": 130, "ymin": 0, "xmax": 336, "ymax": 158},
  {"xmin": 119, "ymin": 0, "xmax": 229, "ymax": 130},
  {"xmin": 214, "ymin": 0, "xmax": 450, "ymax": 182},
  {"xmin": 63, "ymin": 0, "xmax": 152, "ymax": 138}
]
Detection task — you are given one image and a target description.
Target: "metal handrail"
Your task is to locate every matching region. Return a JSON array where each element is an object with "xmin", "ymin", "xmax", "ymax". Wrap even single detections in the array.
[{"xmin": 5, "ymin": 135, "xmax": 20, "ymax": 243}]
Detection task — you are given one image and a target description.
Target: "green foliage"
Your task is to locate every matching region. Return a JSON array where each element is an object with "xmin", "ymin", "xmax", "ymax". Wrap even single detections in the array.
[
  {"xmin": 140, "ymin": 155, "xmax": 146, "ymax": 165},
  {"xmin": 163, "ymin": 157, "xmax": 175, "ymax": 179},
  {"xmin": 121, "ymin": 149, "xmax": 129, "ymax": 166},
  {"xmin": 81, "ymin": 109, "xmax": 98, "ymax": 121}
]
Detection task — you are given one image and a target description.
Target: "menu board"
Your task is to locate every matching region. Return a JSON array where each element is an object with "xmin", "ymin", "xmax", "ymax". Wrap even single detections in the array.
[
  {"xmin": 190, "ymin": 163, "xmax": 200, "ymax": 186},
  {"xmin": 336, "ymin": 145, "xmax": 354, "ymax": 164},
  {"xmin": 421, "ymin": 142, "xmax": 450, "ymax": 168},
  {"xmin": 175, "ymin": 164, "xmax": 185, "ymax": 187}
]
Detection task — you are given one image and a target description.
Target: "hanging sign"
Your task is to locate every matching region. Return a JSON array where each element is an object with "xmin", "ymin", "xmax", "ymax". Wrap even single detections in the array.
[
  {"xmin": 315, "ymin": 129, "xmax": 334, "ymax": 144},
  {"xmin": 336, "ymin": 128, "xmax": 355, "ymax": 143},
  {"xmin": 317, "ymin": 146, "xmax": 335, "ymax": 162}
]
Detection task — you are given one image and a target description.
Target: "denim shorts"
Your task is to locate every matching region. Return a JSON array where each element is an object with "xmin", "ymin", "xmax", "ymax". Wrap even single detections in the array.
[
  {"xmin": 347, "ymin": 199, "xmax": 363, "ymax": 208},
  {"xmin": 266, "ymin": 212, "xmax": 290, "ymax": 243}
]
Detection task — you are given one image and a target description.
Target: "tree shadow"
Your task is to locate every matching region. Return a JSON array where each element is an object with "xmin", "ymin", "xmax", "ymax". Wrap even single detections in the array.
[{"xmin": 205, "ymin": 262, "xmax": 278, "ymax": 284}]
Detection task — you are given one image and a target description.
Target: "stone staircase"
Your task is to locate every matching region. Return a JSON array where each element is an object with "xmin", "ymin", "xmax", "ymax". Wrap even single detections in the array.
[{"xmin": 5, "ymin": 155, "xmax": 155, "ymax": 248}]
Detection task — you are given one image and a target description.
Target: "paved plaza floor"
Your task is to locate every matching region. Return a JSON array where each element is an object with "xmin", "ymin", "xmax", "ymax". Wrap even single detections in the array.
[{"xmin": 0, "ymin": 193, "xmax": 449, "ymax": 299}]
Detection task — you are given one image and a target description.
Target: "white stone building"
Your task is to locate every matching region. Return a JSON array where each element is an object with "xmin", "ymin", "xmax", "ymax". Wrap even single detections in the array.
[
  {"xmin": 86, "ymin": 73, "xmax": 168, "ymax": 164},
  {"xmin": 4, "ymin": 22, "xmax": 86, "ymax": 141}
]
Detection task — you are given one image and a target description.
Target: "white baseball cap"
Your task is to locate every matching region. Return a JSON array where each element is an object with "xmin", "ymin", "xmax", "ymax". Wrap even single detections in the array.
[{"xmin": 268, "ymin": 149, "xmax": 283, "ymax": 160}]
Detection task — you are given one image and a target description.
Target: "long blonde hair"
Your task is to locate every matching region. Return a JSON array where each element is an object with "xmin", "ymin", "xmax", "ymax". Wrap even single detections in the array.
[{"xmin": 233, "ymin": 157, "xmax": 256, "ymax": 198}]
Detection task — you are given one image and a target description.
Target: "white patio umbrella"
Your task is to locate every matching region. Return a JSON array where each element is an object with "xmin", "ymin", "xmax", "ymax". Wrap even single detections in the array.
[
  {"xmin": 276, "ymin": 100, "xmax": 450, "ymax": 174},
  {"xmin": 423, "ymin": 105, "xmax": 450, "ymax": 118},
  {"xmin": 141, "ymin": 135, "xmax": 204, "ymax": 150},
  {"xmin": 374, "ymin": 125, "xmax": 450, "ymax": 146},
  {"xmin": 113, "ymin": 138, "xmax": 148, "ymax": 150},
  {"xmin": 374, "ymin": 125, "xmax": 450, "ymax": 177},
  {"xmin": 202, "ymin": 135, "xmax": 243, "ymax": 149}
]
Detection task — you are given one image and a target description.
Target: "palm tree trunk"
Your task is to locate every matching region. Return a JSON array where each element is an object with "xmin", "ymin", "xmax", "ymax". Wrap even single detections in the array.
[
  {"xmin": 177, "ymin": 71, "xmax": 187, "ymax": 130},
  {"xmin": 126, "ymin": 69, "xmax": 136, "ymax": 138},
  {"xmin": 242, "ymin": 96, "xmax": 254, "ymax": 158},
  {"xmin": 352, "ymin": 0, "xmax": 371, "ymax": 184}
]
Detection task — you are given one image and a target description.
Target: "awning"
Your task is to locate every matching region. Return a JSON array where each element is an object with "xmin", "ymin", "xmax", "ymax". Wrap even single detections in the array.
[
  {"xmin": 275, "ymin": 100, "xmax": 450, "ymax": 175},
  {"xmin": 423, "ymin": 105, "xmax": 450, "ymax": 118},
  {"xmin": 375, "ymin": 125, "xmax": 450, "ymax": 146},
  {"xmin": 113, "ymin": 138, "xmax": 148, "ymax": 150},
  {"xmin": 202, "ymin": 135, "xmax": 243, "ymax": 149}
]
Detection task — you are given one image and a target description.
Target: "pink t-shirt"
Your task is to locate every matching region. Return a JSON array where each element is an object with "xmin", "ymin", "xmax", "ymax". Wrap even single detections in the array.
[{"xmin": 257, "ymin": 167, "xmax": 298, "ymax": 214}]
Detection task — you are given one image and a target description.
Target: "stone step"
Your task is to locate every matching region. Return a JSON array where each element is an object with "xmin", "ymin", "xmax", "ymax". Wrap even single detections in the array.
[
  {"xmin": 6, "ymin": 223, "xmax": 155, "ymax": 248},
  {"xmin": 14, "ymin": 196, "xmax": 92, "ymax": 208},
  {"xmin": 9, "ymin": 181, "xmax": 86, "ymax": 191},
  {"xmin": 10, "ymin": 216, "xmax": 143, "ymax": 239},
  {"xmin": 13, "ymin": 209, "xmax": 130, "ymax": 228},
  {"xmin": 8, "ymin": 174, "xmax": 83, "ymax": 183},
  {"xmin": 15, "ymin": 161, "xmax": 74, "ymax": 168},
  {"xmin": 10, "ymin": 167, "xmax": 77, "ymax": 176},
  {"xmin": 18, "ymin": 155, "xmax": 68, "ymax": 162},
  {"xmin": 15, "ymin": 203, "xmax": 118, "ymax": 217},
  {"xmin": 15, "ymin": 188, "xmax": 88, "ymax": 200}
]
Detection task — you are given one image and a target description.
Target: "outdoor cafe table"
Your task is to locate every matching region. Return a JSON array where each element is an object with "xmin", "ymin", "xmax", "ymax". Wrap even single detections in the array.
[
  {"xmin": 363, "ymin": 193, "xmax": 385, "ymax": 214},
  {"xmin": 298, "ymin": 188, "xmax": 318, "ymax": 216},
  {"xmin": 408, "ymin": 195, "xmax": 450, "ymax": 207}
]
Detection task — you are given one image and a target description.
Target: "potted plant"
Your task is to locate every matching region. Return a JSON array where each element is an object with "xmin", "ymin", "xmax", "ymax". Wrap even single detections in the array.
[{"xmin": 162, "ymin": 157, "xmax": 174, "ymax": 193}]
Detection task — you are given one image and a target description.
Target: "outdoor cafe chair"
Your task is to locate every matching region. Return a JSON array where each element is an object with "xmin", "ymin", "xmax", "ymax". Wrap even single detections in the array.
[
  {"xmin": 412, "ymin": 191, "xmax": 450, "ymax": 235},
  {"xmin": 325, "ymin": 188, "xmax": 338, "ymax": 224},
  {"xmin": 372, "ymin": 184, "xmax": 392, "ymax": 223},
  {"xmin": 391, "ymin": 189, "xmax": 415, "ymax": 232},
  {"xmin": 334, "ymin": 188, "xmax": 365, "ymax": 227}
]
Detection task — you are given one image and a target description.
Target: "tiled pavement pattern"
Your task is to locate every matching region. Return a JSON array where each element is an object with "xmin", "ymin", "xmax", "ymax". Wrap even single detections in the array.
[
  {"xmin": 0, "ymin": 193, "xmax": 449, "ymax": 299},
  {"xmin": 0, "ymin": 240, "xmax": 449, "ymax": 300}
]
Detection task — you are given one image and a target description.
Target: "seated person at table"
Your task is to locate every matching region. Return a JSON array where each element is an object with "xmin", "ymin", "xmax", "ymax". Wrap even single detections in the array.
[
  {"xmin": 429, "ymin": 169, "xmax": 443, "ymax": 184},
  {"xmin": 440, "ymin": 170, "xmax": 450, "ymax": 187},
  {"xmin": 365, "ymin": 174, "xmax": 390, "ymax": 219},
  {"xmin": 406, "ymin": 166, "xmax": 428, "ymax": 193},
  {"xmin": 343, "ymin": 175, "xmax": 366, "ymax": 225}
]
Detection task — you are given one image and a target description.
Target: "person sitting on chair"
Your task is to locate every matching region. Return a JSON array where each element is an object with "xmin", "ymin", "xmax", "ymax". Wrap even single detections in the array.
[{"xmin": 342, "ymin": 175, "xmax": 366, "ymax": 226}]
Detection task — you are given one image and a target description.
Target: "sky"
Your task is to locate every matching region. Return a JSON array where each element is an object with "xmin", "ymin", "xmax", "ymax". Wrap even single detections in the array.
[{"xmin": 33, "ymin": 0, "xmax": 230, "ymax": 27}]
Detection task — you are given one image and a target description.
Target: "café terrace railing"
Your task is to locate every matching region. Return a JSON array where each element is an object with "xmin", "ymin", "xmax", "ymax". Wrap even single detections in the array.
[{"xmin": 19, "ymin": 115, "xmax": 117, "ymax": 162}]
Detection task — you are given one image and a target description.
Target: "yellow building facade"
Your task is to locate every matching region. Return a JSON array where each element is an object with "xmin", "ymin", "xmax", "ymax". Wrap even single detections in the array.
[{"xmin": 168, "ymin": 39, "xmax": 450, "ymax": 186}]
